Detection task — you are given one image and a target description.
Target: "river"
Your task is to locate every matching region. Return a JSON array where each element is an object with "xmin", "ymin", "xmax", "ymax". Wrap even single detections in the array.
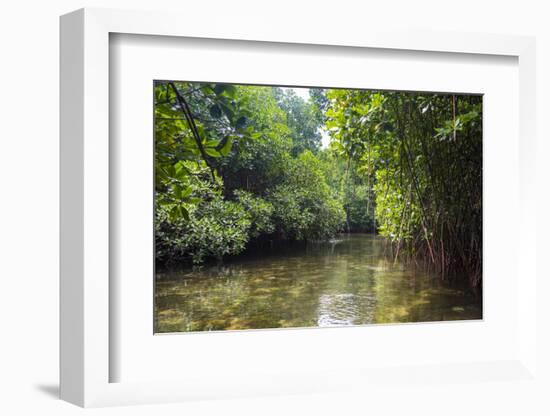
[{"xmin": 155, "ymin": 234, "xmax": 482, "ymax": 333}]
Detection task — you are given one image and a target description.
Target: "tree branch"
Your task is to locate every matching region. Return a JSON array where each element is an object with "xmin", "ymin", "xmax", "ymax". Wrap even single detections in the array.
[{"xmin": 168, "ymin": 82, "xmax": 216, "ymax": 182}]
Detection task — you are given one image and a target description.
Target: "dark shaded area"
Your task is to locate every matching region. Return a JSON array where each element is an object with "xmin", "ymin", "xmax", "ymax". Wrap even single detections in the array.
[{"xmin": 34, "ymin": 384, "xmax": 59, "ymax": 399}]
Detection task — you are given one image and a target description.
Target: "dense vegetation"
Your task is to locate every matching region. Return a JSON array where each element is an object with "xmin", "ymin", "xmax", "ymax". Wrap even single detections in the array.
[{"xmin": 155, "ymin": 81, "xmax": 482, "ymax": 288}]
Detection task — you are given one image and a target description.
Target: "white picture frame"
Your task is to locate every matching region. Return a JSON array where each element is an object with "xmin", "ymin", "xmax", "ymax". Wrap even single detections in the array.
[{"xmin": 60, "ymin": 7, "xmax": 538, "ymax": 408}]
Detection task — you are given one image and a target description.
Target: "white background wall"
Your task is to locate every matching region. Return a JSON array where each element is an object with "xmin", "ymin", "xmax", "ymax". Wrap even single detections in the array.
[{"xmin": 0, "ymin": 1, "xmax": 548, "ymax": 414}]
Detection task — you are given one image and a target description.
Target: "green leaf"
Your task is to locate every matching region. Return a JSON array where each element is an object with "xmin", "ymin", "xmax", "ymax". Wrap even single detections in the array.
[
  {"xmin": 179, "ymin": 206, "xmax": 190, "ymax": 221},
  {"xmin": 251, "ymin": 132, "xmax": 263, "ymax": 140},
  {"xmin": 169, "ymin": 205, "xmax": 189, "ymax": 222},
  {"xmin": 218, "ymin": 138, "xmax": 233, "ymax": 156},
  {"xmin": 204, "ymin": 147, "xmax": 221, "ymax": 157},
  {"xmin": 224, "ymin": 85, "xmax": 237, "ymax": 99},
  {"xmin": 205, "ymin": 139, "xmax": 219, "ymax": 148},
  {"xmin": 174, "ymin": 186, "xmax": 192, "ymax": 200}
]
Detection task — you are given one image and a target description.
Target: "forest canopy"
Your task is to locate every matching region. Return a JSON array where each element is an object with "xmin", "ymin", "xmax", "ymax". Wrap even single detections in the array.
[{"xmin": 154, "ymin": 81, "xmax": 482, "ymax": 288}]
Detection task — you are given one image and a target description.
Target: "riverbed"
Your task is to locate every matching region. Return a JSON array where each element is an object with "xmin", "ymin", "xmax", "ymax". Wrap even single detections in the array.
[{"xmin": 155, "ymin": 234, "xmax": 482, "ymax": 332}]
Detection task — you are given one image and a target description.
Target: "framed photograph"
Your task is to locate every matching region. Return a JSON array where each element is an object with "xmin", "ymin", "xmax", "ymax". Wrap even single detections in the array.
[
  {"xmin": 60, "ymin": 8, "xmax": 538, "ymax": 408},
  {"xmin": 152, "ymin": 81, "xmax": 484, "ymax": 334}
]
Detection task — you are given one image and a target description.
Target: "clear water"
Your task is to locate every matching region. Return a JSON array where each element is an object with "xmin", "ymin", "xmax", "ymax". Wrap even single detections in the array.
[{"xmin": 155, "ymin": 234, "xmax": 482, "ymax": 333}]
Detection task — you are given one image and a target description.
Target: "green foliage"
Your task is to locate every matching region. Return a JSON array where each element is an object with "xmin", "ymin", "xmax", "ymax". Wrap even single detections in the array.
[
  {"xmin": 274, "ymin": 88, "xmax": 323, "ymax": 154},
  {"xmin": 183, "ymin": 196, "xmax": 251, "ymax": 264},
  {"xmin": 156, "ymin": 192, "xmax": 251, "ymax": 265},
  {"xmin": 154, "ymin": 81, "xmax": 253, "ymax": 220},
  {"xmin": 155, "ymin": 81, "xmax": 482, "ymax": 288},
  {"xmin": 316, "ymin": 150, "xmax": 376, "ymax": 233},
  {"xmin": 220, "ymin": 86, "xmax": 293, "ymax": 195},
  {"xmin": 345, "ymin": 185, "xmax": 376, "ymax": 232},
  {"xmin": 325, "ymin": 89, "xmax": 482, "ymax": 287},
  {"xmin": 269, "ymin": 151, "xmax": 346, "ymax": 240},
  {"xmin": 234, "ymin": 190, "xmax": 274, "ymax": 238}
]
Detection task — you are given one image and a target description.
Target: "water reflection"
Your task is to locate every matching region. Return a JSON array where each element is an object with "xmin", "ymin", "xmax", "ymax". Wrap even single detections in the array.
[{"xmin": 155, "ymin": 234, "xmax": 482, "ymax": 333}]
